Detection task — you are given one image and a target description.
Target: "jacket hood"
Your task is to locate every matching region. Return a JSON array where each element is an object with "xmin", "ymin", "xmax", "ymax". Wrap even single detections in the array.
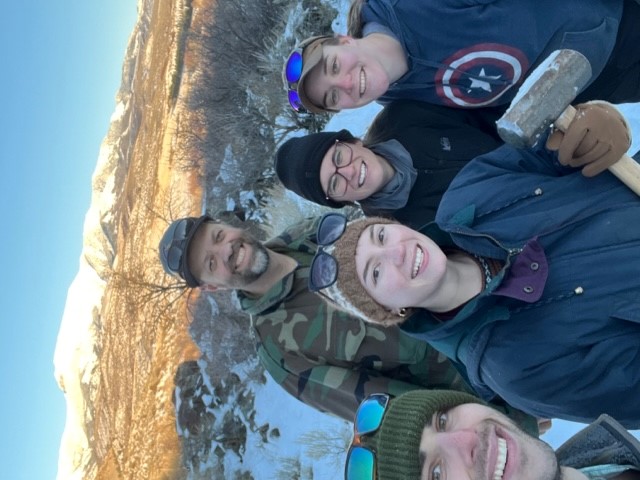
[{"xmin": 556, "ymin": 415, "xmax": 640, "ymax": 470}]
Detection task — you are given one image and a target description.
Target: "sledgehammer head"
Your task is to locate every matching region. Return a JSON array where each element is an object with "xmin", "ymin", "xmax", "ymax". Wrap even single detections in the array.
[{"xmin": 496, "ymin": 49, "xmax": 592, "ymax": 148}]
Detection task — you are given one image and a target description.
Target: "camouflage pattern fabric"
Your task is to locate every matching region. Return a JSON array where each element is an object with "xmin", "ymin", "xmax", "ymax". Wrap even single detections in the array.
[{"xmin": 239, "ymin": 217, "xmax": 537, "ymax": 432}]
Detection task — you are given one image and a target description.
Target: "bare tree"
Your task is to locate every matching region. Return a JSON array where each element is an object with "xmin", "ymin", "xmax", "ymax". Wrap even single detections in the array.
[
  {"xmin": 300, "ymin": 428, "xmax": 352, "ymax": 465},
  {"xmin": 175, "ymin": 0, "xmax": 337, "ymax": 225}
]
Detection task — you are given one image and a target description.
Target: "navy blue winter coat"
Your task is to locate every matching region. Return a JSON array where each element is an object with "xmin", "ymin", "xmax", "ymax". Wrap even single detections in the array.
[{"xmin": 401, "ymin": 143, "xmax": 640, "ymax": 428}]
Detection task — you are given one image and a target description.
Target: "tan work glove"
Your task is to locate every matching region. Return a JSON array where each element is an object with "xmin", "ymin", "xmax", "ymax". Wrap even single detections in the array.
[{"xmin": 546, "ymin": 101, "xmax": 631, "ymax": 177}]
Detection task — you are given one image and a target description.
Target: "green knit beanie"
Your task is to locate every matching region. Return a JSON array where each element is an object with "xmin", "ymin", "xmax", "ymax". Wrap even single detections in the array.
[{"xmin": 368, "ymin": 390, "xmax": 486, "ymax": 480}]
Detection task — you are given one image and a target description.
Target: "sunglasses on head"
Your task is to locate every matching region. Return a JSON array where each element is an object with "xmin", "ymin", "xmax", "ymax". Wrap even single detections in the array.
[
  {"xmin": 345, "ymin": 393, "xmax": 392, "ymax": 480},
  {"xmin": 284, "ymin": 48, "xmax": 307, "ymax": 113},
  {"xmin": 309, "ymin": 213, "xmax": 348, "ymax": 292},
  {"xmin": 166, "ymin": 218, "xmax": 192, "ymax": 273}
]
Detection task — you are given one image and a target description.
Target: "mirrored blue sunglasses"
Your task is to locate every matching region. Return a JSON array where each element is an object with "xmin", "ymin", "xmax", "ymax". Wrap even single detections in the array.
[
  {"xmin": 344, "ymin": 394, "xmax": 392, "ymax": 480},
  {"xmin": 284, "ymin": 48, "xmax": 303, "ymax": 86},
  {"xmin": 308, "ymin": 213, "xmax": 348, "ymax": 292},
  {"xmin": 284, "ymin": 48, "xmax": 307, "ymax": 113}
]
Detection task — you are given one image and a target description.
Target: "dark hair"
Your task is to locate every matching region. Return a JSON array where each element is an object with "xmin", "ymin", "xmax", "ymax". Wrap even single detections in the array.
[
  {"xmin": 363, "ymin": 109, "xmax": 392, "ymax": 147},
  {"xmin": 347, "ymin": 0, "xmax": 366, "ymax": 38}
]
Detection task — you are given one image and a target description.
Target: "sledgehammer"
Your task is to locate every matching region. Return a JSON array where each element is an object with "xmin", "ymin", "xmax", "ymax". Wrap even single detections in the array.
[{"xmin": 496, "ymin": 49, "xmax": 640, "ymax": 196}]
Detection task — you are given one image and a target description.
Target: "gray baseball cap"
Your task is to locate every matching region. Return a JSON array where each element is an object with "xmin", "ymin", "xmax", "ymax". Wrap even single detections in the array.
[{"xmin": 158, "ymin": 215, "xmax": 210, "ymax": 287}]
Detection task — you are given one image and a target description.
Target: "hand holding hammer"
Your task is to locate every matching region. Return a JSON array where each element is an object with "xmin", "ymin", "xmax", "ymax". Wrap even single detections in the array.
[
  {"xmin": 496, "ymin": 49, "xmax": 640, "ymax": 196},
  {"xmin": 546, "ymin": 101, "xmax": 631, "ymax": 177}
]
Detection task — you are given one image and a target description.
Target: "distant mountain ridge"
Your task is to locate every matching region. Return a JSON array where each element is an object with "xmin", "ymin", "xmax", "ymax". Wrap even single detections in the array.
[{"xmin": 54, "ymin": 1, "xmax": 154, "ymax": 479}]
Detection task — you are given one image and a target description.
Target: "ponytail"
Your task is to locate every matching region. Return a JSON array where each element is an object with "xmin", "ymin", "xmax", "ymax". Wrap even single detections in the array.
[{"xmin": 347, "ymin": 0, "xmax": 366, "ymax": 38}]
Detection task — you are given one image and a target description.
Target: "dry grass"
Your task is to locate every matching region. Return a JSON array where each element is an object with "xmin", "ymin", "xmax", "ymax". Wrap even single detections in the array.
[{"xmin": 89, "ymin": 0, "xmax": 205, "ymax": 478}]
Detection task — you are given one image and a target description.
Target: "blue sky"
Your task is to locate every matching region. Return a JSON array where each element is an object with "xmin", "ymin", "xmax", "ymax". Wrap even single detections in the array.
[{"xmin": 0, "ymin": 2, "xmax": 137, "ymax": 479}]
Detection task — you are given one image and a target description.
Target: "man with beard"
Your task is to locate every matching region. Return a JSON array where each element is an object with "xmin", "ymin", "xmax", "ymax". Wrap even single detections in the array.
[
  {"xmin": 157, "ymin": 216, "xmax": 536, "ymax": 430},
  {"xmin": 160, "ymin": 216, "xmax": 285, "ymax": 294},
  {"xmin": 345, "ymin": 390, "xmax": 640, "ymax": 480}
]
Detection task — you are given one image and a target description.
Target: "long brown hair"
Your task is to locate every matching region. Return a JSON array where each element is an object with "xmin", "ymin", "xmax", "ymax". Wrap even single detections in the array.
[{"xmin": 347, "ymin": 0, "xmax": 366, "ymax": 38}]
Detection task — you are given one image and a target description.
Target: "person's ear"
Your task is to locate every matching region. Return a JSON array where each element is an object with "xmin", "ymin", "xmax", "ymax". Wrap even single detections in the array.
[
  {"xmin": 337, "ymin": 34, "xmax": 355, "ymax": 46},
  {"xmin": 381, "ymin": 316, "xmax": 404, "ymax": 327},
  {"xmin": 381, "ymin": 308, "xmax": 407, "ymax": 327},
  {"xmin": 199, "ymin": 284, "xmax": 218, "ymax": 293}
]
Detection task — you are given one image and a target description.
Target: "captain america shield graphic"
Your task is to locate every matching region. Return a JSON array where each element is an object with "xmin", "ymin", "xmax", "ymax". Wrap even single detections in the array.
[{"xmin": 435, "ymin": 43, "xmax": 529, "ymax": 107}]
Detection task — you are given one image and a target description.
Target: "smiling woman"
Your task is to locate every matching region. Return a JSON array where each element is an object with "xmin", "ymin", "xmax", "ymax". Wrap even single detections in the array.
[
  {"xmin": 313, "ymin": 135, "xmax": 640, "ymax": 429},
  {"xmin": 318, "ymin": 139, "xmax": 396, "ymax": 202},
  {"xmin": 301, "ymin": 34, "xmax": 400, "ymax": 111},
  {"xmin": 285, "ymin": 0, "xmax": 640, "ymax": 114},
  {"xmin": 318, "ymin": 215, "xmax": 482, "ymax": 327},
  {"xmin": 274, "ymin": 103, "xmax": 503, "ymax": 230},
  {"xmin": 353, "ymin": 222, "xmax": 474, "ymax": 316}
]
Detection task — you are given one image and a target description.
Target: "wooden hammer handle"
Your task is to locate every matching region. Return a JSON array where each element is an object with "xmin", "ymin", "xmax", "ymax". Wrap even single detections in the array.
[{"xmin": 555, "ymin": 105, "xmax": 640, "ymax": 196}]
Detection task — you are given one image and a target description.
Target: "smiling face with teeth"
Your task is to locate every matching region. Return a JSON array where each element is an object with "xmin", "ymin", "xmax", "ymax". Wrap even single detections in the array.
[
  {"xmin": 418, "ymin": 403, "xmax": 562, "ymax": 480},
  {"xmin": 187, "ymin": 221, "xmax": 270, "ymax": 291},
  {"xmin": 319, "ymin": 139, "xmax": 396, "ymax": 202},
  {"xmin": 355, "ymin": 223, "xmax": 449, "ymax": 313},
  {"xmin": 303, "ymin": 35, "xmax": 391, "ymax": 111}
]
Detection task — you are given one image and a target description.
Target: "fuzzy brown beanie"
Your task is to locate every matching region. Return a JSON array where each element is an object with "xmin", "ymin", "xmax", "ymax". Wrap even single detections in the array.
[
  {"xmin": 360, "ymin": 390, "xmax": 488, "ymax": 480},
  {"xmin": 323, "ymin": 216, "xmax": 406, "ymax": 325},
  {"xmin": 275, "ymin": 129, "xmax": 355, "ymax": 208}
]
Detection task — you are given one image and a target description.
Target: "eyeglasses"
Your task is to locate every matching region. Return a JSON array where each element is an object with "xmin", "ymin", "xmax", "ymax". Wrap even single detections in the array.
[
  {"xmin": 284, "ymin": 48, "xmax": 307, "ymax": 113},
  {"xmin": 345, "ymin": 393, "xmax": 391, "ymax": 480},
  {"xmin": 308, "ymin": 213, "xmax": 348, "ymax": 292},
  {"xmin": 326, "ymin": 140, "xmax": 354, "ymax": 199}
]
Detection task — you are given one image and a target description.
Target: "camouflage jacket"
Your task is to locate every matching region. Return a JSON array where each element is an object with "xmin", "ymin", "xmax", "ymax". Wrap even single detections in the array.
[{"xmin": 238, "ymin": 217, "xmax": 534, "ymax": 430}]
